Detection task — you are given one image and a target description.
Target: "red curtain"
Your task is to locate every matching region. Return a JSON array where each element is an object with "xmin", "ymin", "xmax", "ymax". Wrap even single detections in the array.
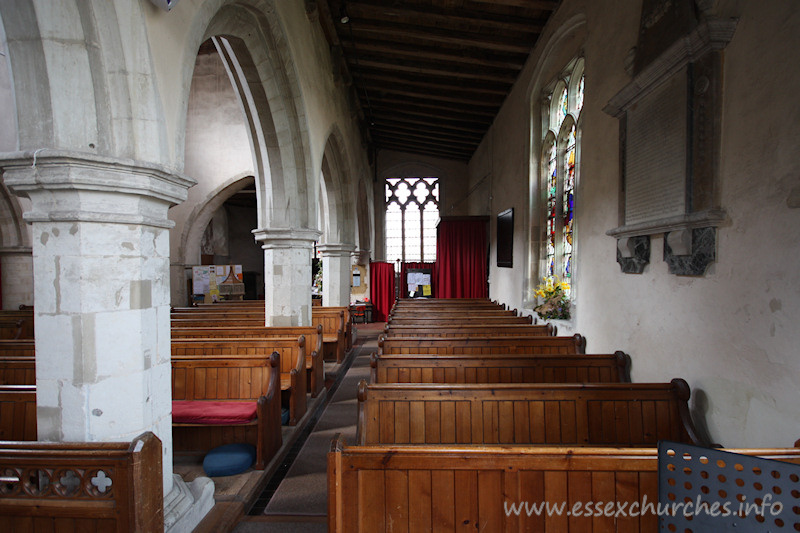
[
  {"xmin": 400, "ymin": 261, "xmax": 437, "ymax": 298},
  {"xmin": 369, "ymin": 262, "xmax": 395, "ymax": 322},
  {"xmin": 435, "ymin": 219, "xmax": 488, "ymax": 298}
]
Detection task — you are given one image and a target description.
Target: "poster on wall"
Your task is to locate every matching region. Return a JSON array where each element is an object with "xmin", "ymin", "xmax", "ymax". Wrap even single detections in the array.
[{"xmin": 192, "ymin": 265, "xmax": 243, "ymax": 296}]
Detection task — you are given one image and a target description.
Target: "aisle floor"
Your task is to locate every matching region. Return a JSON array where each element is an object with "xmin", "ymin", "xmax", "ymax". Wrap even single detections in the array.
[{"xmin": 232, "ymin": 323, "xmax": 381, "ymax": 532}]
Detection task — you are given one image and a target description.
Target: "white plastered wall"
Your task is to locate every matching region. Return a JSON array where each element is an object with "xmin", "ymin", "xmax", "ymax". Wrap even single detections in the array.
[{"xmin": 473, "ymin": 0, "xmax": 800, "ymax": 448}]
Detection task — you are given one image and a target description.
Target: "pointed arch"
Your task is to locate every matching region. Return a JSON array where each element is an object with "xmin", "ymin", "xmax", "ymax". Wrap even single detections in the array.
[
  {"xmin": 203, "ymin": 3, "xmax": 314, "ymax": 231},
  {"xmin": 319, "ymin": 127, "xmax": 355, "ymax": 246}
]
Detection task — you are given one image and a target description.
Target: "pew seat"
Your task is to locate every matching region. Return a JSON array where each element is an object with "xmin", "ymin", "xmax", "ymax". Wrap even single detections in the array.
[
  {"xmin": 171, "ymin": 336, "xmax": 307, "ymax": 424},
  {"xmin": 171, "ymin": 353, "xmax": 282, "ymax": 469}
]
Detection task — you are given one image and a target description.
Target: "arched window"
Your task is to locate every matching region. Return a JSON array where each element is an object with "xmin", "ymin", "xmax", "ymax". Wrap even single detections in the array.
[
  {"xmin": 385, "ymin": 177, "xmax": 439, "ymax": 262},
  {"xmin": 539, "ymin": 58, "xmax": 584, "ymax": 297}
]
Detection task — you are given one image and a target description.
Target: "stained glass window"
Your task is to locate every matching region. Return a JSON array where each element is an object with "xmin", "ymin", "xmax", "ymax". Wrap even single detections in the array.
[
  {"xmin": 385, "ymin": 177, "xmax": 439, "ymax": 262},
  {"xmin": 562, "ymin": 125, "xmax": 576, "ymax": 286},
  {"xmin": 545, "ymin": 140, "xmax": 557, "ymax": 277},
  {"xmin": 555, "ymin": 86, "xmax": 568, "ymax": 129},
  {"xmin": 537, "ymin": 58, "xmax": 583, "ymax": 302}
]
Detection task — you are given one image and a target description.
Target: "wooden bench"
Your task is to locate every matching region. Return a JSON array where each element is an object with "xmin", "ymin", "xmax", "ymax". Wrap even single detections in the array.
[
  {"xmin": 312, "ymin": 310, "xmax": 346, "ymax": 364},
  {"xmin": 313, "ymin": 306, "xmax": 352, "ymax": 351},
  {"xmin": 384, "ymin": 323, "xmax": 555, "ymax": 337},
  {"xmin": 356, "ymin": 379, "xmax": 707, "ymax": 447},
  {"xmin": 0, "ymin": 356, "xmax": 36, "ymax": 385},
  {"xmin": 171, "ymin": 352, "xmax": 282, "ymax": 469},
  {"xmin": 327, "ymin": 440, "xmax": 800, "ymax": 533},
  {"xmin": 171, "ymin": 336, "xmax": 307, "ymax": 424},
  {"xmin": 378, "ymin": 334, "xmax": 586, "ymax": 355},
  {"xmin": 0, "ymin": 385, "xmax": 37, "ymax": 441},
  {"xmin": 171, "ymin": 318, "xmax": 268, "ymax": 329},
  {"xmin": 0, "ymin": 310, "xmax": 34, "ymax": 339},
  {"xmin": 172, "ymin": 325, "xmax": 324, "ymax": 398},
  {"xmin": 388, "ymin": 315, "xmax": 535, "ymax": 326},
  {"xmin": 0, "ymin": 339, "xmax": 35, "ymax": 357},
  {"xmin": 390, "ymin": 308, "xmax": 518, "ymax": 318},
  {"xmin": 370, "ymin": 352, "xmax": 631, "ymax": 384},
  {"xmin": 0, "ymin": 431, "xmax": 163, "ymax": 532}
]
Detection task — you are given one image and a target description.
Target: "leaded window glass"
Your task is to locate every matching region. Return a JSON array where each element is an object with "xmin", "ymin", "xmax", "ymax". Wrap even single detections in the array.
[
  {"xmin": 545, "ymin": 140, "xmax": 557, "ymax": 277},
  {"xmin": 537, "ymin": 58, "xmax": 583, "ymax": 300},
  {"xmin": 385, "ymin": 177, "xmax": 439, "ymax": 263}
]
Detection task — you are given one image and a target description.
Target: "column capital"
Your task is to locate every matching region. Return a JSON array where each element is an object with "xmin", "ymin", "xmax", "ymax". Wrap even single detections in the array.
[
  {"xmin": 0, "ymin": 150, "xmax": 196, "ymax": 229},
  {"xmin": 317, "ymin": 242, "xmax": 356, "ymax": 257},
  {"xmin": 252, "ymin": 227, "xmax": 322, "ymax": 249}
]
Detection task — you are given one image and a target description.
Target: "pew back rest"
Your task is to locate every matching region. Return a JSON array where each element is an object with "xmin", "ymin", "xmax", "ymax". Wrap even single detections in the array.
[
  {"xmin": 370, "ymin": 352, "xmax": 631, "ymax": 384},
  {"xmin": 171, "ymin": 325, "xmax": 322, "ymax": 359},
  {"xmin": 172, "ymin": 353, "xmax": 279, "ymax": 401},
  {"xmin": 327, "ymin": 439, "xmax": 800, "ymax": 533},
  {"xmin": 384, "ymin": 324, "xmax": 554, "ymax": 337},
  {"xmin": 357, "ymin": 379, "xmax": 705, "ymax": 447},
  {"xmin": 171, "ymin": 336, "xmax": 305, "ymax": 377},
  {"xmin": 0, "ymin": 432, "xmax": 163, "ymax": 533},
  {"xmin": 388, "ymin": 315, "xmax": 534, "ymax": 325},
  {"xmin": 312, "ymin": 311, "xmax": 344, "ymax": 338},
  {"xmin": 378, "ymin": 334, "xmax": 586, "ymax": 355},
  {"xmin": 170, "ymin": 318, "xmax": 268, "ymax": 329},
  {"xmin": 0, "ymin": 385, "xmax": 37, "ymax": 440},
  {"xmin": 0, "ymin": 356, "xmax": 36, "ymax": 385},
  {"xmin": 0, "ymin": 339, "xmax": 35, "ymax": 357}
]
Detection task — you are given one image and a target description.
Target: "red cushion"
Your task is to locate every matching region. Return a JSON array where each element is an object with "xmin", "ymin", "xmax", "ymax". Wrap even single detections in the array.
[{"xmin": 172, "ymin": 401, "xmax": 257, "ymax": 425}]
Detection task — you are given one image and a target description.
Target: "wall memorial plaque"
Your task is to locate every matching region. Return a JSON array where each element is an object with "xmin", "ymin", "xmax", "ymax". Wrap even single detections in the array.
[{"xmin": 603, "ymin": 4, "xmax": 736, "ymax": 275}]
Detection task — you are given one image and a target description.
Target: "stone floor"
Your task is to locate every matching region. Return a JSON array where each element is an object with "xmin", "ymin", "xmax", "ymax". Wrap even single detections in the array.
[{"xmin": 190, "ymin": 322, "xmax": 383, "ymax": 532}]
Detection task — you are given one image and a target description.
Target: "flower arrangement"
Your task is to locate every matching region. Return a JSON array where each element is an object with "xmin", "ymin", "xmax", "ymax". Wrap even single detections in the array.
[{"xmin": 533, "ymin": 276, "xmax": 571, "ymax": 320}]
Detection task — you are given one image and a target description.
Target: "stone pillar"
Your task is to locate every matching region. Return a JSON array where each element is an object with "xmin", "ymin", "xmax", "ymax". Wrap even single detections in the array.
[
  {"xmin": 0, "ymin": 246, "xmax": 33, "ymax": 309},
  {"xmin": 253, "ymin": 227, "xmax": 321, "ymax": 326},
  {"xmin": 2, "ymin": 151, "xmax": 195, "ymax": 497},
  {"xmin": 318, "ymin": 243, "xmax": 355, "ymax": 307}
]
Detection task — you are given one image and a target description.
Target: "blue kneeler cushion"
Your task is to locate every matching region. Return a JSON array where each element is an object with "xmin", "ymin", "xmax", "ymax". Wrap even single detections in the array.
[{"xmin": 203, "ymin": 443, "xmax": 256, "ymax": 477}]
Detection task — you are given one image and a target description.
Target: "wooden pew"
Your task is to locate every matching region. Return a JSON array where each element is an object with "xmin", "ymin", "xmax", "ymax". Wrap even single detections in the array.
[
  {"xmin": 0, "ymin": 385, "xmax": 37, "ymax": 441},
  {"xmin": 384, "ymin": 323, "xmax": 555, "ymax": 337},
  {"xmin": 170, "ymin": 318, "xmax": 268, "ymax": 329},
  {"xmin": 0, "ymin": 339, "xmax": 35, "ymax": 357},
  {"xmin": 314, "ymin": 306, "xmax": 352, "ymax": 353},
  {"xmin": 171, "ymin": 325, "xmax": 325, "ymax": 398},
  {"xmin": 171, "ymin": 352, "xmax": 282, "ymax": 469},
  {"xmin": 312, "ymin": 310, "xmax": 346, "ymax": 364},
  {"xmin": 0, "ymin": 356, "xmax": 35, "ymax": 385},
  {"xmin": 356, "ymin": 379, "xmax": 707, "ymax": 447},
  {"xmin": 378, "ymin": 334, "xmax": 587, "ymax": 355},
  {"xmin": 388, "ymin": 315, "xmax": 535, "ymax": 326},
  {"xmin": 390, "ymin": 308, "xmax": 518, "ymax": 318},
  {"xmin": 0, "ymin": 432, "xmax": 164, "ymax": 533},
  {"xmin": 327, "ymin": 440, "xmax": 800, "ymax": 533},
  {"xmin": 370, "ymin": 352, "xmax": 631, "ymax": 384},
  {"xmin": 171, "ymin": 336, "xmax": 307, "ymax": 425},
  {"xmin": 0, "ymin": 310, "xmax": 34, "ymax": 339}
]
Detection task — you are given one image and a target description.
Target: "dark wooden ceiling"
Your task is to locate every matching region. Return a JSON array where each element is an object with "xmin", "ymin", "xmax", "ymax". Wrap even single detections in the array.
[{"xmin": 314, "ymin": 0, "xmax": 560, "ymax": 162}]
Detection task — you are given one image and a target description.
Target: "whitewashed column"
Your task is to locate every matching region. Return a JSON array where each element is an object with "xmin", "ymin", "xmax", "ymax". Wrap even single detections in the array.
[
  {"xmin": 318, "ymin": 243, "xmax": 355, "ymax": 307},
  {"xmin": 252, "ymin": 228, "xmax": 321, "ymax": 326},
  {"xmin": 2, "ymin": 150, "xmax": 195, "ymax": 496},
  {"xmin": 0, "ymin": 246, "xmax": 33, "ymax": 309}
]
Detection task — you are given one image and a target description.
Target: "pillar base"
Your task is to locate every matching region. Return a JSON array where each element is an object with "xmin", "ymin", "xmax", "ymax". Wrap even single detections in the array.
[{"xmin": 164, "ymin": 474, "xmax": 215, "ymax": 533}]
